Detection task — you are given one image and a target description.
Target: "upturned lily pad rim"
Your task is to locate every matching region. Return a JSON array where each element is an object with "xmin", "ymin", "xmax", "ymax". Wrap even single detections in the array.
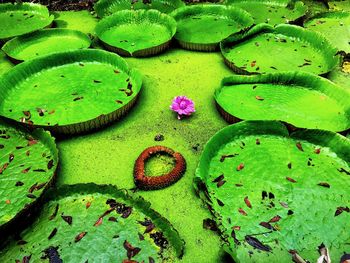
[
  {"xmin": 0, "ymin": 49, "xmax": 143, "ymax": 134},
  {"xmin": 225, "ymin": 0, "xmax": 290, "ymax": 5},
  {"xmin": 195, "ymin": 120, "xmax": 350, "ymax": 198},
  {"xmin": 0, "ymin": 2, "xmax": 50, "ymax": 12},
  {"xmin": 94, "ymin": 0, "xmax": 185, "ymax": 18},
  {"xmin": 0, "ymin": 2, "xmax": 52, "ymax": 18},
  {"xmin": 170, "ymin": 4, "xmax": 254, "ymax": 49},
  {"xmin": 328, "ymin": 0, "xmax": 350, "ymax": 11},
  {"xmin": 0, "ymin": 3, "xmax": 54, "ymax": 40},
  {"xmin": 194, "ymin": 120, "xmax": 350, "ymax": 259},
  {"xmin": 304, "ymin": 10, "xmax": 350, "ymax": 21},
  {"xmin": 304, "ymin": 11, "xmax": 350, "ymax": 53},
  {"xmin": 225, "ymin": 0, "xmax": 306, "ymax": 9},
  {"xmin": 1, "ymin": 28, "xmax": 92, "ymax": 62},
  {"xmin": 220, "ymin": 23, "xmax": 340, "ymax": 75},
  {"xmin": 95, "ymin": 9, "xmax": 177, "ymax": 57},
  {"xmin": 225, "ymin": 0, "xmax": 307, "ymax": 24},
  {"xmin": 42, "ymin": 183, "xmax": 185, "ymax": 258},
  {"xmin": 0, "ymin": 118, "xmax": 59, "ymax": 239},
  {"xmin": 214, "ymin": 71, "xmax": 350, "ymax": 132}
]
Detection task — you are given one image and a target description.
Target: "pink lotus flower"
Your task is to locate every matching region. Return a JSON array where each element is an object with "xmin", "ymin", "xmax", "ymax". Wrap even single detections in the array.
[{"xmin": 170, "ymin": 96, "xmax": 195, "ymax": 120}]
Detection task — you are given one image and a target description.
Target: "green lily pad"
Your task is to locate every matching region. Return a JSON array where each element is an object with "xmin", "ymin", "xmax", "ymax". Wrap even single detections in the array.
[
  {"xmin": 0, "ymin": 50, "xmax": 13, "ymax": 76},
  {"xmin": 2, "ymin": 29, "xmax": 91, "ymax": 62},
  {"xmin": 220, "ymin": 23, "xmax": 339, "ymax": 75},
  {"xmin": 215, "ymin": 72, "xmax": 350, "ymax": 132},
  {"xmin": 0, "ymin": 184, "xmax": 184, "ymax": 262},
  {"xmin": 96, "ymin": 10, "xmax": 176, "ymax": 57},
  {"xmin": 53, "ymin": 10, "xmax": 99, "ymax": 35},
  {"xmin": 195, "ymin": 120, "xmax": 350, "ymax": 262},
  {"xmin": 328, "ymin": 59, "xmax": 350, "ymax": 89},
  {"xmin": 302, "ymin": 0, "xmax": 329, "ymax": 17},
  {"xmin": 94, "ymin": 0, "xmax": 185, "ymax": 18},
  {"xmin": 304, "ymin": 11, "xmax": 350, "ymax": 54},
  {"xmin": 0, "ymin": 119, "xmax": 58, "ymax": 237},
  {"xmin": 0, "ymin": 3, "xmax": 54, "ymax": 40},
  {"xmin": 0, "ymin": 49, "xmax": 142, "ymax": 134},
  {"xmin": 328, "ymin": 0, "xmax": 350, "ymax": 12},
  {"xmin": 226, "ymin": 0, "xmax": 307, "ymax": 25},
  {"xmin": 171, "ymin": 4, "xmax": 254, "ymax": 51}
]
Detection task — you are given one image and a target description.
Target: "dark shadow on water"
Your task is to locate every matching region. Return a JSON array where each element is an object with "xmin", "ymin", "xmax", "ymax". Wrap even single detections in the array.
[{"xmin": 220, "ymin": 251, "xmax": 236, "ymax": 263}]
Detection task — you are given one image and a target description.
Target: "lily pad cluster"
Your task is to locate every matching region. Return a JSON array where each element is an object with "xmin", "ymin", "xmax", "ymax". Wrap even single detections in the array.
[
  {"xmin": 0, "ymin": 3, "xmax": 185, "ymax": 259},
  {"xmin": 0, "ymin": 121, "xmax": 184, "ymax": 262},
  {"xmin": 0, "ymin": 0, "xmax": 349, "ymax": 262},
  {"xmin": 94, "ymin": 0, "xmax": 343, "ymax": 75}
]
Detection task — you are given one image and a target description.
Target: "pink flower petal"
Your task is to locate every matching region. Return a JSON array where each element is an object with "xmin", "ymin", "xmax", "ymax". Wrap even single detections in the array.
[{"xmin": 170, "ymin": 96, "xmax": 195, "ymax": 119}]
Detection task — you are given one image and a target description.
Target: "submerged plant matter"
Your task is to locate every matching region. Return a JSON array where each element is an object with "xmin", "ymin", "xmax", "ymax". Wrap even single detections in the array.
[{"xmin": 134, "ymin": 146, "xmax": 186, "ymax": 190}]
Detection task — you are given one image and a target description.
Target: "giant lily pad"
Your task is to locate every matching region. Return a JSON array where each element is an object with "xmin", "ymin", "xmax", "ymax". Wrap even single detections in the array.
[
  {"xmin": 0, "ymin": 50, "xmax": 13, "ymax": 75},
  {"xmin": 328, "ymin": 0, "xmax": 350, "ymax": 12},
  {"xmin": 2, "ymin": 29, "xmax": 91, "ymax": 62},
  {"xmin": 0, "ymin": 49, "xmax": 142, "ymax": 134},
  {"xmin": 0, "ymin": 3, "xmax": 54, "ymax": 40},
  {"xmin": 215, "ymin": 72, "xmax": 350, "ymax": 132},
  {"xmin": 226, "ymin": 0, "xmax": 307, "ymax": 25},
  {"xmin": 302, "ymin": 0, "xmax": 329, "ymax": 16},
  {"xmin": 328, "ymin": 59, "xmax": 350, "ymax": 89},
  {"xmin": 94, "ymin": 0, "xmax": 185, "ymax": 18},
  {"xmin": 53, "ymin": 10, "xmax": 99, "ymax": 35},
  {"xmin": 195, "ymin": 120, "xmax": 350, "ymax": 262},
  {"xmin": 220, "ymin": 23, "xmax": 339, "ymax": 75},
  {"xmin": 0, "ymin": 119, "xmax": 58, "ymax": 237},
  {"xmin": 0, "ymin": 184, "xmax": 184, "ymax": 262},
  {"xmin": 96, "ymin": 10, "xmax": 176, "ymax": 57},
  {"xmin": 304, "ymin": 11, "xmax": 350, "ymax": 54},
  {"xmin": 171, "ymin": 4, "xmax": 254, "ymax": 51}
]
